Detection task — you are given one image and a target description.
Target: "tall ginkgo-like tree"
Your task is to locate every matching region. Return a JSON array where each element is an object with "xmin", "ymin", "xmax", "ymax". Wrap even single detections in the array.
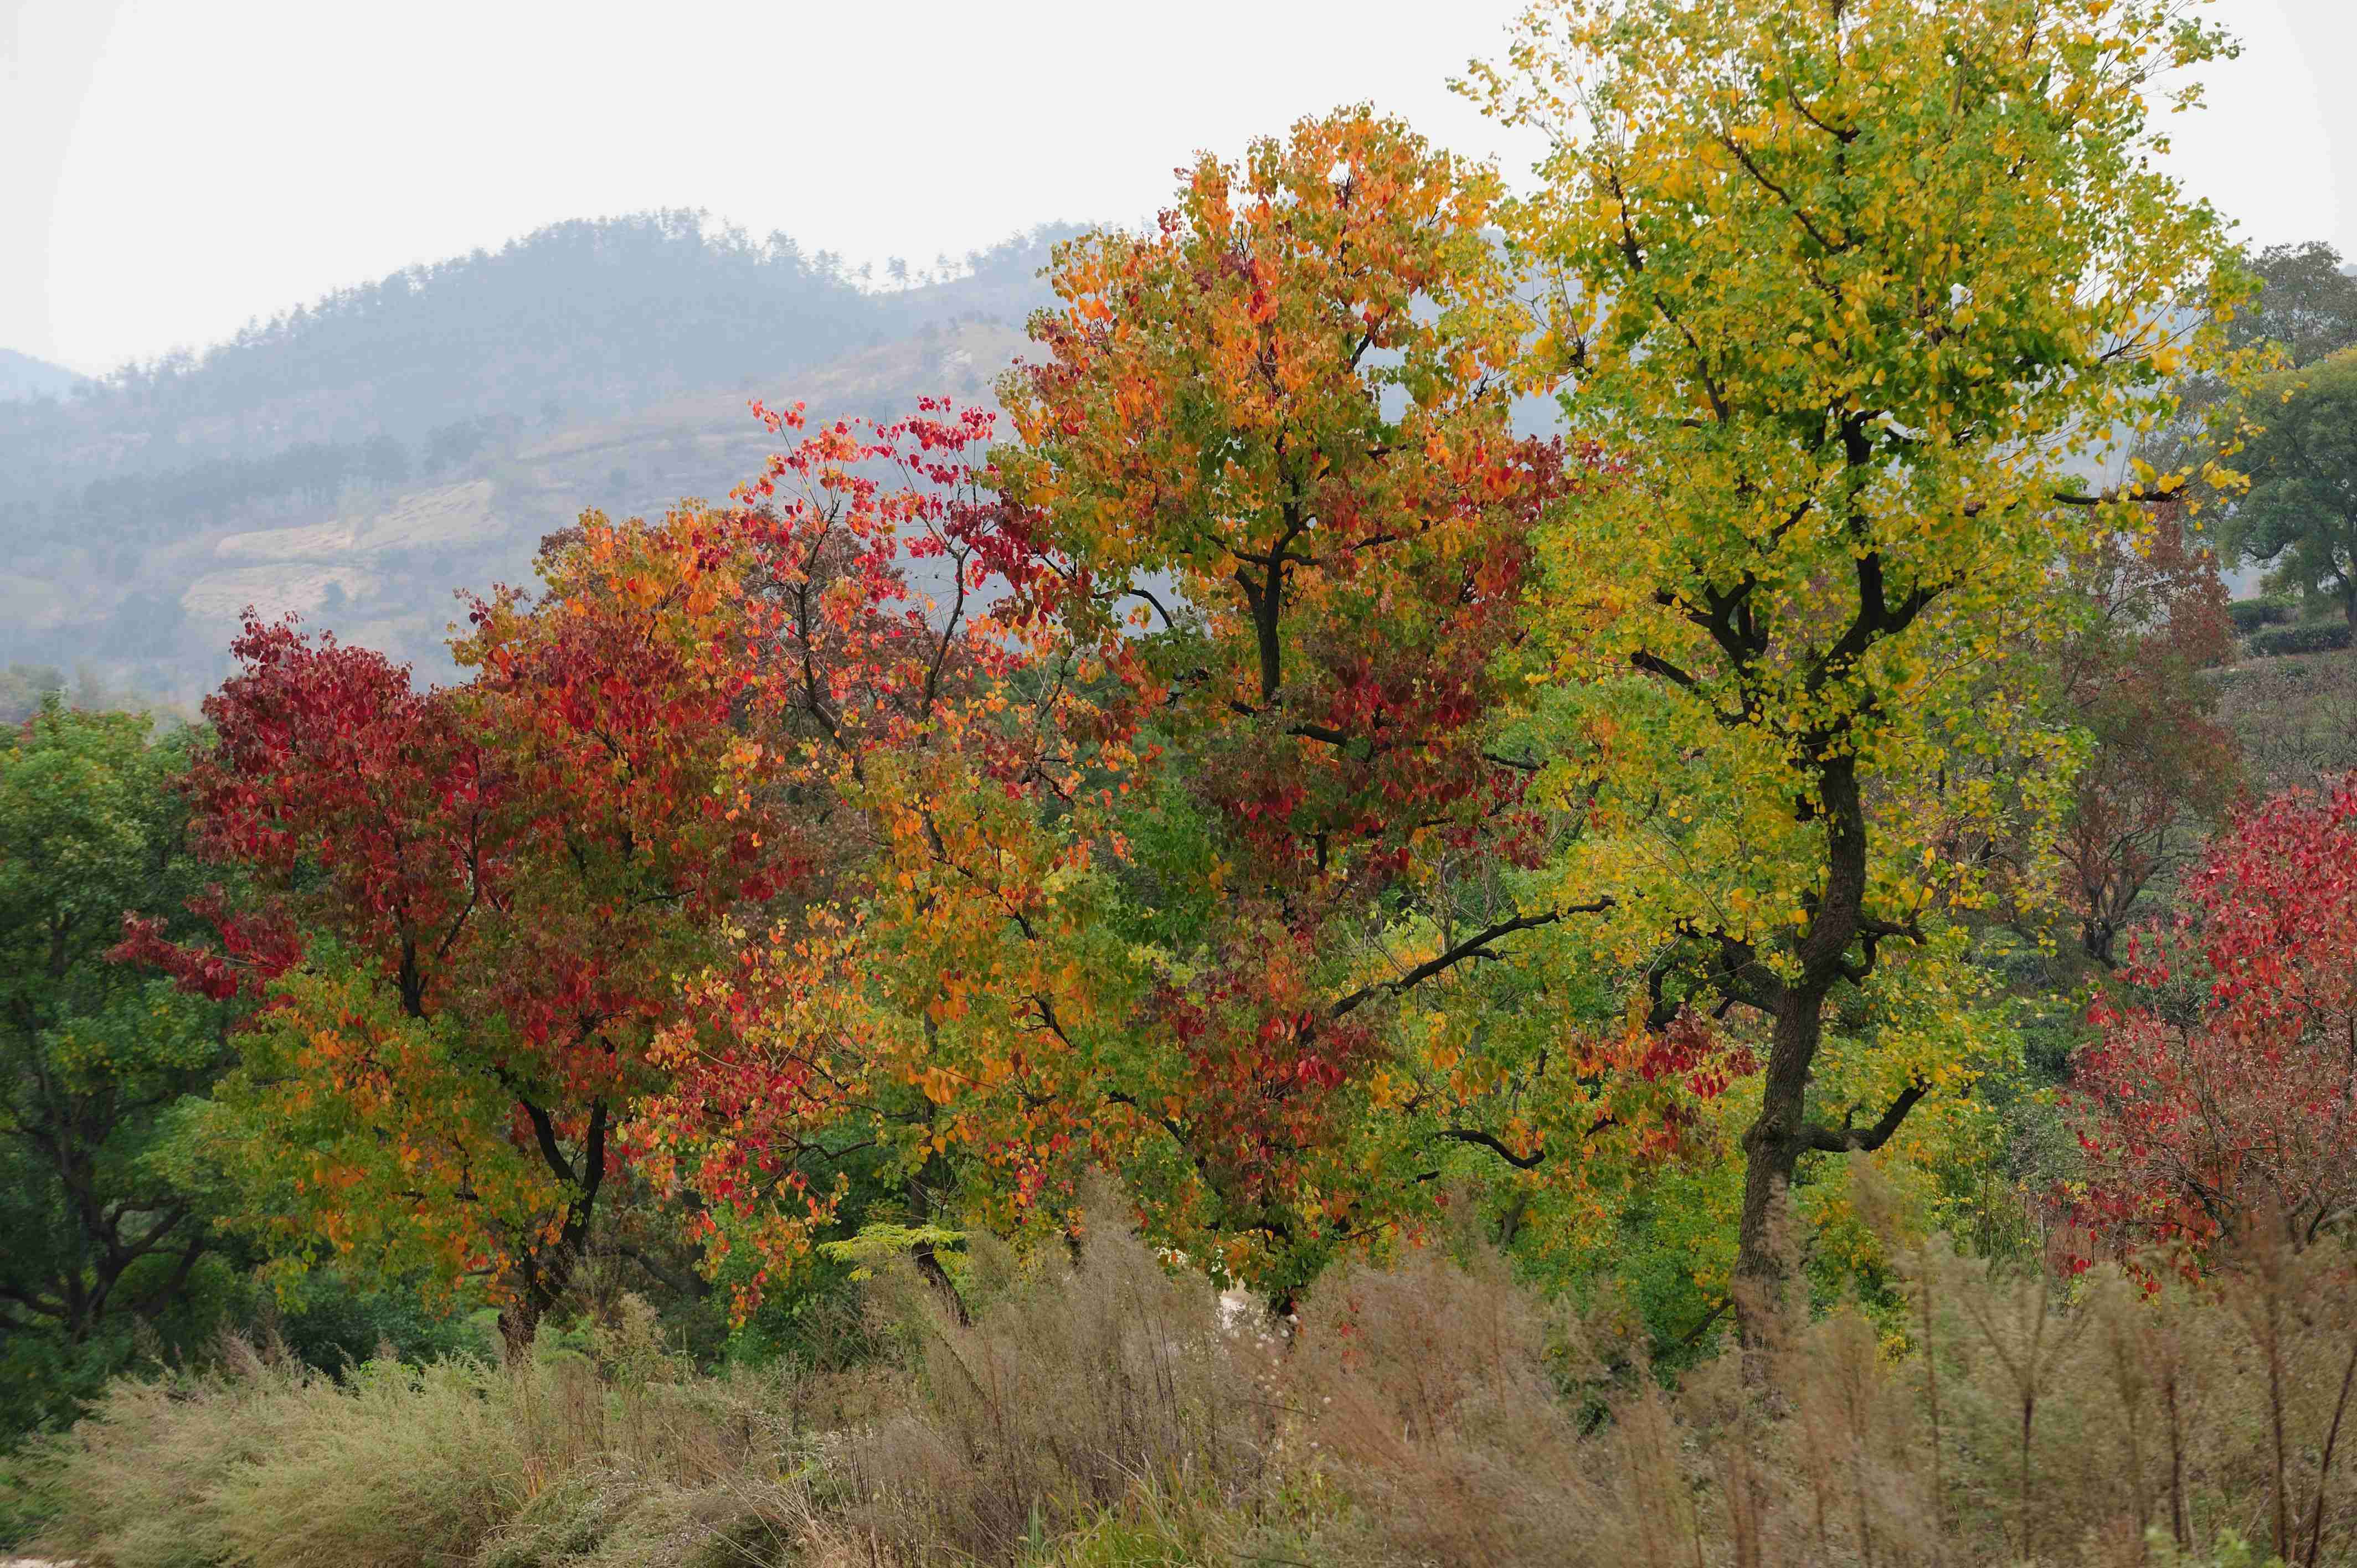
[{"xmin": 1471, "ymin": 0, "xmax": 2249, "ymax": 1332}]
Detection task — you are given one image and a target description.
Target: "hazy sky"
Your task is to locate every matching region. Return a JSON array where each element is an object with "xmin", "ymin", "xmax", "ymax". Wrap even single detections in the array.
[{"xmin": 6, "ymin": 0, "xmax": 2353, "ymax": 375}]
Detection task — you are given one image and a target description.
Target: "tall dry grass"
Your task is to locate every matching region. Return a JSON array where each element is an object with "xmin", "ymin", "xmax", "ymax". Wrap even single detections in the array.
[
  {"xmin": 827, "ymin": 1209, "xmax": 1273, "ymax": 1561},
  {"xmin": 30, "ymin": 1306, "xmax": 812, "ymax": 1568},
  {"xmin": 22, "ymin": 1185, "xmax": 2357, "ymax": 1567}
]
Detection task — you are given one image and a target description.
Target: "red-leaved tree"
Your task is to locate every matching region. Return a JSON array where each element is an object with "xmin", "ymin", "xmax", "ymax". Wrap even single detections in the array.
[
  {"xmin": 2070, "ymin": 776, "xmax": 2357, "ymax": 1258},
  {"xmin": 120, "ymin": 513, "xmax": 808, "ymax": 1343}
]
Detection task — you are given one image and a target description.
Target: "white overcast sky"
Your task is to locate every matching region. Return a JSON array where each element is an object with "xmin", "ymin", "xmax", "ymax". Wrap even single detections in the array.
[{"xmin": 5, "ymin": 0, "xmax": 2354, "ymax": 375}]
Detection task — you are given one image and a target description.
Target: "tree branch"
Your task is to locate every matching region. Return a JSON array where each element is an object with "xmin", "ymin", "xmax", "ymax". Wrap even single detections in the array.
[
  {"xmin": 1330, "ymin": 902, "xmax": 1613, "ymax": 1019},
  {"xmin": 1803, "ymin": 1080, "xmax": 1931, "ymax": 1153},
  {"xmin": 1436, "ymin": 1113, "xmax": 1615, "ymax": 1172}
]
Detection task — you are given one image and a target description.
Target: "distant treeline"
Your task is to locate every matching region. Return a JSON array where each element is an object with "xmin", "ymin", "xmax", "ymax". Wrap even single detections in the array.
[
  {"xmin": 0, "ymin": 416, "xmax": 517, "ymax": 551},
  {"xmin": 0, "ymin": 213, "xmax": 1072, "ymax": 496}
]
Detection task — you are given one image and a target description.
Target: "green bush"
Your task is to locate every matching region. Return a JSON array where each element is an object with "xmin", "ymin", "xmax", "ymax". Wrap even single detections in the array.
[
  {"xmin": 2251, "ymin": 620, "xmax": 2354, "ymax": 657},
  {"xmin": 2229, "ymin": 595, "xmax": 2297, "ymax": 632}
]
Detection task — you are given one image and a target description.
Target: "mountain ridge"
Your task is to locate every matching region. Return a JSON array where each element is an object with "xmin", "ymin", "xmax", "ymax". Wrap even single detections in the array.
[
  {"xmin": 0, "ymin": 214, "xmax": 1071, "ymax": 700},
  {"xmin": 0, "ymin": 348, "xmax": 85, "ymax": 403}
]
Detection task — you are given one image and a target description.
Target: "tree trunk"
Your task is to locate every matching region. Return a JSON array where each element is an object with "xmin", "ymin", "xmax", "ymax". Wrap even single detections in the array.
[
  {"xmin": 496, "ymin": 1296, "xmax": 544, "ymax": 1361},
  {"xmin": 496, "ymin": 1236, "xmax": 580, "ymax": 1361},
  {"xmin": 1734, "ymin": 983, "xmax": 1826, "ymax": 1365}
]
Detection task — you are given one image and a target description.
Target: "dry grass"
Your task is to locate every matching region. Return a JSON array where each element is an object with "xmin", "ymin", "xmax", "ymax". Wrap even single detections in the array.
[
  {"xmin": 23, "ymin": 1189, "xmax": 2357, "ymax": 1567},
  {"xmin": 826, "ymin": 1190, "xmax": 1273, "ymax": 1562},
  {"xmin": 32, "ymin": 1311, "xmax": 808, "ymax": 1568}
]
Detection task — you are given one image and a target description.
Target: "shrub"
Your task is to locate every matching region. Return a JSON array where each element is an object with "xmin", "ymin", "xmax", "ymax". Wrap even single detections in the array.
[
  {"xmin": 208, "ymin": 1356, "xmax": 529, "ymax": 1567},
  {"xmin": 29, "ymin": 1304, "xmax": 809, "ymax": 1568},
  {"xmin": 2250, "ymin": 621, "xmax": 2354, "ymax": 657},
  {"xmin": 2229, "ymin": 596, "xmax": 2297, "ymax": 633},
  {"xmin": 25, "ymin": 1333, "xmax": 306, "ymax": 1568}
]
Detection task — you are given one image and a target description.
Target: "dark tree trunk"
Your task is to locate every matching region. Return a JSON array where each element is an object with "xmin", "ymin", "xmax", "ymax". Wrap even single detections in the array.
[
  {"xmin": 495, "ymin": 1096, "xmax": 606, "ymax": 1359},
  {"xmin": 1727, "ymin": 759, "xmax": 1925, "ymax": 1369},
  {"xmin": 496, "ymin": 1297, "xmax": 544, "ymax": 1360},
  {"xmin": 496, "ymin": 1229, "xmax": 582, "ymax": 1360},
  {"xmin": 1734, "ymin": 983, "xmax": 1827, "ymax": 1356}
]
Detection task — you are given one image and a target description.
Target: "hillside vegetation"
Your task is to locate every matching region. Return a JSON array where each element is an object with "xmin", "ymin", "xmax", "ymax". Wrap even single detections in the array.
[
  {"xmin": 0, "ymin": 350, "xmax": 83, "ymax": 403},
  {"xmin": 0, "ymin": 213, "xmax": 1062, "ymax": 697}
]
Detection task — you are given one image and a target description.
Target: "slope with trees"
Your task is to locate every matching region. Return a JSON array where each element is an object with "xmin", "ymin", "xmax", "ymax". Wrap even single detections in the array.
[{"xmin": 0, "ymin": 215, "xmax": 1069, "ymax": 704}]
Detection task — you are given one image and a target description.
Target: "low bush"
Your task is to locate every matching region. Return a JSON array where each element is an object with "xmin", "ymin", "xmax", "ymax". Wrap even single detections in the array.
[
  {"xmin": 2230, "ymin": 596, "xmax": 2298, "ymax": 633},
  {"xmin": 2251, "ymin": 621, "xmax": 2354, "ymax": 657},
  {"xmin": 2225, "ymin": 594, "xmax": 2300, "ymax": 632},
  {"xmin": 28, "ymin": 1309, "xmax": 809, "ymax": 1568}
]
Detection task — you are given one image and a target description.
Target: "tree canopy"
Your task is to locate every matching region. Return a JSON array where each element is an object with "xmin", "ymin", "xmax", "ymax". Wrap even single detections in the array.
[
  {"xmin": 2223, "ymin": 349, "xmax": 2357, "ymax": 628},
  {"xmin": 40, "ymin": 0, "xmax": 2327, "ymax": 1420},
  {"xmin": 0, "ymin": 703, "xmax": 229, "ymax": 1423},
  {"xmin": 1471, "ymin": 0, "xmax": 2245, "ymax": 1323}
]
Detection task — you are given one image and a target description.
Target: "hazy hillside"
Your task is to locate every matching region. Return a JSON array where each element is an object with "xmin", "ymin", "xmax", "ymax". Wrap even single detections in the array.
[
  {"xmin": 0, "ymin": 213, "xmax": 1070, "ymax": 700},
  {"xmin": 0, "ymin": 348, "xmax": 84, "ymax": 402}
]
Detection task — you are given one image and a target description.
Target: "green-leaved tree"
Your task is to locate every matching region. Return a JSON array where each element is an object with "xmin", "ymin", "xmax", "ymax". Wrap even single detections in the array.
[
  {"xmin": 1474, "ymin": 0, "xmax": 2248, "ymax": 1338},
  {"xmin": 2224, "ymin": 349, "xmax": 2357, "ymax": 629},
  {"xmin": 0, "ymin": 700, "xmax": 229, "ymax": 1428}
]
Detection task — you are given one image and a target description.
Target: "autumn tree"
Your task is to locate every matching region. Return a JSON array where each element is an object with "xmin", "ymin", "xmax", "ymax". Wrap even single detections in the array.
[
  {"xmin": 131, "ymin": 518, "xmax": 801, "ymax": 1345},
  {"xmin": 2051, "ymin": 506, "xmax": 2242, "ymax": 967},
  {"xmin": 644, "ymin": 117, "xmax": 1710, "ymax": 1311},
  {"xmin": 1473, "ymin": 0, "xmax": 2247, "ymax": 1331},
  {"xmin": 984, "ymin": 107, "xmax": 1765, "ymax": 1296},
  {"xmin": 625, "ymin": 400, "xmax": 1113, "ymax": 1312},
  {"xmin": 2070, "ymin": 777, "xmax": 2357, "ymax": 1257}
]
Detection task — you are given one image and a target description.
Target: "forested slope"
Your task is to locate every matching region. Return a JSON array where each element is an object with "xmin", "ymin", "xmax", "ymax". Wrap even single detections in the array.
[{"xmin": 0, "ymin": 213, "xmax": 1064, "ymax": 697}]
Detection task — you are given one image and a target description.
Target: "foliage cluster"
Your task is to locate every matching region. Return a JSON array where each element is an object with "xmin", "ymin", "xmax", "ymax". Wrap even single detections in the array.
[{"xmin": 2232, "ymin": 597, "xmax": 2300, "ymax": 635}]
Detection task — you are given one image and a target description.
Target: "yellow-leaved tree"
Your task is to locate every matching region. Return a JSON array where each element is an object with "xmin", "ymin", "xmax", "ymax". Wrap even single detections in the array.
[{"xmin": 1470, "ymin": 0, "xmax": 2250, "ymax": 1330}]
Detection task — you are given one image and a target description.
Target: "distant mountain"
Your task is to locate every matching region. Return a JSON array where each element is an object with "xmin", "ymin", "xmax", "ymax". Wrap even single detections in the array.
[
  {"xmin": 0, "ymin": 348, "xmax": 85, "ymax": 402},
  {"xmin": 0, "ymin": 212, "xmax": 1075, "ymax": 702}
]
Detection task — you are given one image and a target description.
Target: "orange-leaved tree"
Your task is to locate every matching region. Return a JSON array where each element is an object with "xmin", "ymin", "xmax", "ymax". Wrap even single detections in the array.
[
  {"xmin": 621, "ymin": 399, "xmax": 1122, "ymax": 1314},
  {"xmin": 984, "ymin": 108, "xmax": 1730, "ymax": 1296}
]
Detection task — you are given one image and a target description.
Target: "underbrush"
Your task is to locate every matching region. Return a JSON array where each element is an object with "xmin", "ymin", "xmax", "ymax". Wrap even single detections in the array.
[{"xmin": 18, "ymin": 1193, "xmax": 2357, "ymax": 1567}]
